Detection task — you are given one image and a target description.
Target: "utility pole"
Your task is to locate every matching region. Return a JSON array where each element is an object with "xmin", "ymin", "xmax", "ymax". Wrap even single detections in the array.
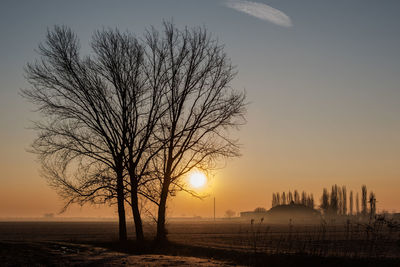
[{"xmin": 214, "ymin": 197, "xmax": 216, "ymax": 221}]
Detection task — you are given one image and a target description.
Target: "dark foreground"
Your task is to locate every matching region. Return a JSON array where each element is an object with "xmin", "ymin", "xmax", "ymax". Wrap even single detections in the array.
[{"xmin": 0, "ymin": 221, "xmax": 399, "ymax": 266}]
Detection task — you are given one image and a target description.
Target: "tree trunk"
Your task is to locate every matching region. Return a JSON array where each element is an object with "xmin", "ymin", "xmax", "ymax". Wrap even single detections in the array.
[
  {"xmin": 156, "ymin": 180, "xmax": 170, "ymax": 242},
  {"xmin": 131, "ymin": 186, "xmax": 144, "ymax": 242},
  {"xmin": 116, "ymin": 169, "xmax": 127, "ymax": 241}
]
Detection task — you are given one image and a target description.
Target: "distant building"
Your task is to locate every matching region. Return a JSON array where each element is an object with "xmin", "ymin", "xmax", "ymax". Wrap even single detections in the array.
[
  {"xmin": 240, "ymin": 207, "xmax": 268, "ymax": 220},
  {"xmin": 267, "ymin": 203, "xmax": 320, "ymax": 223},
  {"xmin": 240, "ymin": 203, "xmax": 320, "ymax": 224}
]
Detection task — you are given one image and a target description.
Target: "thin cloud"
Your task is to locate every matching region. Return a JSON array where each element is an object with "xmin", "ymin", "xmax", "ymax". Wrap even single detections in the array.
[{"xmin": 224, "ymin": 0, "xmax": 292, "ymax": 27}]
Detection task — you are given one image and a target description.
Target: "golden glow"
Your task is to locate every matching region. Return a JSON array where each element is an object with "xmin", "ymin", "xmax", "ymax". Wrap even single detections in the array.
[{"xmin": 189, "ymin": 171, "xmax": 207, "ymax": 188}]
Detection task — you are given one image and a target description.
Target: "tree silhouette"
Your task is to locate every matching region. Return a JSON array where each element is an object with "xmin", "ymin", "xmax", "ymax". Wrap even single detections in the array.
[
  {"xmin": 276, "ymin": 192, "xmax": 281, "ymax": 206},
  {"xmin": 89, "ymin": 29, "xmax": 168, "ymax": 241},
  {"xmin": 349, "ymin": 190, "xmax": 354, "ymax": 216},
  {"xmin": 369, "ymin": 191, "xmax": 376, "ymax": 218},
  {"xmin": 294, "ymin": 190, "xmax": 300, "ymax": 204},
  {"xmin": 23, "ymin": 23, "xmax": 246, "ymax": 244},
  {"xmin": 338, "ymin": 187, "xmax": 343, "ymax": 215},
  {"xmin": 272, "ymin": 190, "xmax": 314, "ymax": 208},
  {"xmin": 356, "ymin": 192, "xmax": 360, "ymax": 215},
  {"xmin": 272, "ymin": 193, "xmax": 277, "ymax": 207},
  {"xmin": 310, "ymin": 194, "xmax": 315, "ymax": 208},
  {"xmin": 281, "ymin": 192, "xmax": 287, "ymax": 205},
  {"xmin": 22, "ymin": 26, "xmax": 167, "ymax": 242},
  {"xmin": 143, "ymin": 22, "xmax": 246, "ymax": 242},
  {"xmin": 361, "ymin": 185, "xmax": 367, "ymax": 216},
  {"xmin": 330, "ymin": 185, "xmax": 338, "ymax": 214},
  {"xmin": 320, "ymin": 188, "xmax": 330, "ymax": 214},
  {"xmin": 301, "ymin": 191, "xmax": 307, "ymax": 206},
  {"xmin": 288, "ymin": 191, "xmax": 293, "ymax": 203},
  {"xmin": 342, "ymin": 186, "xmax": 347, "ymax": 215},
  {"xmin": 22, "ymin": 26, "xmax": 137, "ymax": 240}
]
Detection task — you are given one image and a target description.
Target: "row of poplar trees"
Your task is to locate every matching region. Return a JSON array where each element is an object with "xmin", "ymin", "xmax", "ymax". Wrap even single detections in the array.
[
  {"xmin": 271, "ymin": 191, "xmax": 315, "ymax": 209},
  {"xmin": 320, "ymin": 185, "xmax": 376, "ymax": 217},
  {"xmin": 22, "ymin": 22, "xmax": 246, "ymax": 242}
]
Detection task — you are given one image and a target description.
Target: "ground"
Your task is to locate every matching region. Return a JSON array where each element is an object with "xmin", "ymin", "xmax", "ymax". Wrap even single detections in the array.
[
  {"xmin": 0, "ymin": 220, "xmax": 399, "ymax": 266},
  {"xmin": 0, "ymin": 241, "xmax": 235, "ymax": 266}
]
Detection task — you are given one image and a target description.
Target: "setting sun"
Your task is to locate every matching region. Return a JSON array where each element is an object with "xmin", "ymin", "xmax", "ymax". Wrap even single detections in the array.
[{"xmin": 189, "ymin": 172, "xmax": 207, "ymax": 188}]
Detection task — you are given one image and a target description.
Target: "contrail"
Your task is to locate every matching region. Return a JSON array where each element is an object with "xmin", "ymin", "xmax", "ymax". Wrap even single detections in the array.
[{"xmin": 224, "ymin": 0, "xmax": 292, "ymax": 27}]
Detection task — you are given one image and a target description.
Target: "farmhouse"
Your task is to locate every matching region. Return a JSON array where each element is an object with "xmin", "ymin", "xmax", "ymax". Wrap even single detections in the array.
[
  {"xmin": 240, "ymin": 207, "xmax": 268, "ymax": 220},
  {"xmin": 240, "ymin": 203, "xmax": 321, "ymax": 224}
]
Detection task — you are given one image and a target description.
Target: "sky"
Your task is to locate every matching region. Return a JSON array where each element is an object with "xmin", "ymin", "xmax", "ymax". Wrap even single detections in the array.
[{"xmin": 1, "ymin": 0, "xmax": 400, "ymax": 219}]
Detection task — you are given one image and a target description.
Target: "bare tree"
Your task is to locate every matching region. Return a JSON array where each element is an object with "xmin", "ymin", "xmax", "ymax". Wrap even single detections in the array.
[
  {"xmin": 144, "ymin": 22, "xmax": 246, "ymax": 242},
  {"xmin": 92, "ymin": 28, "xmax": 173, "ymax": 241},
  {"xmin": 22, "ymin": 26, "xmax": 167, "ymax": 242},
  {"xmin": 22, "ymin": 26, "xmax": 133, "ymax": 240}
]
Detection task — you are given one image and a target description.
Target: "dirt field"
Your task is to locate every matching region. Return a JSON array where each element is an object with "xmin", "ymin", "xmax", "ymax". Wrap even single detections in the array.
[
  {"xmin": 0, "ymin": 220, "xmax": 399, "ymax": 266},
  {"xmin": 0, "ymin": 240, "xmax": 236, "ymax": 266}
]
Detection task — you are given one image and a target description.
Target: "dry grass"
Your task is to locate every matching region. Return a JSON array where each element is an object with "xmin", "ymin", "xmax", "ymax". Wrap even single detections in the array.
[
  {"xmin": 1, "ymin": 216, "xmax": 399, "ymax": 266},
  {"xmin": 170, "ymin": 216, "xmax": 400, "ymax": 258}
]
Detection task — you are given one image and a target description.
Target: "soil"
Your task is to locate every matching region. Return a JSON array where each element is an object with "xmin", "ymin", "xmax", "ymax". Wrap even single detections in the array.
[{"xmin": 0, "ymin": 240, "xmax": 237, "ymax": 266}]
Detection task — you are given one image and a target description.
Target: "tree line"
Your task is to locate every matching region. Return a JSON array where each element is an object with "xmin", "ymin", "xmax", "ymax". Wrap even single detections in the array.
[
  {"xmin": 271, "ymin": 190, "xmax": 315, "ymax": 209},
  {"xmin": 271, "ymin": 185, "xmax": 377, "ymax": 219},
  {"xmin": 22, "ymin": 22, "xmax": 246, "ymax": 243},
  {"xmin": 320, "ymin": 185, "xmax": 376, "ymax": 217}
]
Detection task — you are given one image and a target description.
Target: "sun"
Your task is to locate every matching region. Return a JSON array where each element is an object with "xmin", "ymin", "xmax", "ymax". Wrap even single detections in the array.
[{"xmin": 189, "ymin": 171, "xmax": 207, "ymax": 188}]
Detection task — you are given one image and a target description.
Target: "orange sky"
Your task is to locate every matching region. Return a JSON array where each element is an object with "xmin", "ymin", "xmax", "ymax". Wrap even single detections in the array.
[{"xmin": 0, "ymin": 138, "xmax": 398, "ymax": 219}]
